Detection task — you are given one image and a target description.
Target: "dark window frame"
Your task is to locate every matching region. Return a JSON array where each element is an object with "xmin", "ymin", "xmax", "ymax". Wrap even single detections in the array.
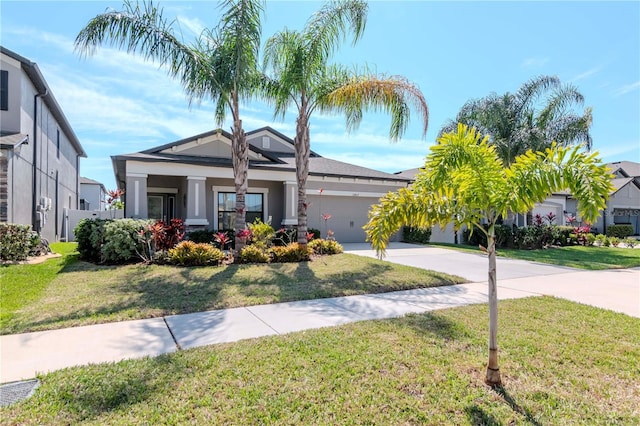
[
  {"xmin": 218, "ymin": 192, "xmax": 264, "ymax": 230},
  {"xmin": 0, "ymin": 70, "xmax": 8, "ymax": 111}
]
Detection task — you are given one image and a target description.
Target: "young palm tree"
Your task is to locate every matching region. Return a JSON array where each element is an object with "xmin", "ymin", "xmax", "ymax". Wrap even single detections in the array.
[
  {"xmin": 75, "ymin": 0, "xmax": 264, "ymax": 249},
  {"xmin": 364, "ymin": 124, "xmax": 613, "ymax": 386},
  {"xmin": 263, "ymin": 0, "xmax": 429, "ymax": 246},
  {"xmin": 440, "ymin": 75, "xmax": 592, "ymax": 166}
]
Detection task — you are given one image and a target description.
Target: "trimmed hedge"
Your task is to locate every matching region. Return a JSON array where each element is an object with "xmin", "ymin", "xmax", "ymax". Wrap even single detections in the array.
[
  {"xmin": 606, "ymin": 224, "xmax": 634, "ymax": 238},
  {"xmin": 402, "ymin": 226, "xmax": 432, "ymax": 244},
  {"xmin": 0, "ymin": 223, "xmax": 33, "ymax": 261},
  {"xmin": 74, "ymin": 218, "xmax": 150, "ymax": 264}
]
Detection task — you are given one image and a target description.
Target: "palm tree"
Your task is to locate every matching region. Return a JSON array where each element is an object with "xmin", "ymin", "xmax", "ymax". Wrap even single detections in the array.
[
  {"xmin": 440, "ymin": 76, "xmax": 592, "ymax": 166},
  {"xmin": 262, "ymin": 0, "xmax": 429, "ymax": 246},
  {"xmin": 75, "ymin": 0, "xmax": 264, "ymax": 249},
  {"xmin": 364, "ymin": 124, "xmax": 613, "ymax": 386}
]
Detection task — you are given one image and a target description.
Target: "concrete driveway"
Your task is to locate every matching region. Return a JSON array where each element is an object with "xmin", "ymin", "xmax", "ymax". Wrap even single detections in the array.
[
  {"xmin": 342, "ymin": 242, "xmax": 577, "ymax": 282},
  {"xmin": 343, "ymin": 242, "xmax": 640, "ymax": 319}
]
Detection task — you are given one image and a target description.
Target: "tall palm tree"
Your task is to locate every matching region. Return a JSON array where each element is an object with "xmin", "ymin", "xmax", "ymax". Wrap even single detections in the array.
[
  {"xmin": 440, "ymin": 75, "xmax": 592, "ymax": 166},
  {"xmin": 75, "ymin": 0, "xmax": 264, "ymax": 249},
  {"xmin": 365, "ymin": 124, "xmax": 613, "ymax": 386},
  {"xmin": 263, "ymin": 0, "xmax": 429, "ymax": 246}
]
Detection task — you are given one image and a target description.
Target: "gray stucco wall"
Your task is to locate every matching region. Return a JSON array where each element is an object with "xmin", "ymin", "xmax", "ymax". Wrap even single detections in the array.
[{"xmin": 0, "ymin": 57, "xmax": 80, "ymax": 241}]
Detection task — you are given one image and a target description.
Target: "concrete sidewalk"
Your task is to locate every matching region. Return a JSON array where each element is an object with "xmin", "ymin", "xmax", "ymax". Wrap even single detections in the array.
[{"xmin": 2, "ymin": 266, "xmax": 638, "ymax": 384}]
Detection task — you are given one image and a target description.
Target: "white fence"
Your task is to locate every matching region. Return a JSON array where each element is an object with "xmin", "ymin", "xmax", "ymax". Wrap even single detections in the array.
[{"xmin": 62, "ymin": 208, "xmax": 124, "ymax": 242}]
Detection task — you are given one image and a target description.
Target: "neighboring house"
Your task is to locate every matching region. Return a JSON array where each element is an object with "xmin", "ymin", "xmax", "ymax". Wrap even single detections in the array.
[
  {"xmin": 80, "ymin": 176, "xmax": 107, "ymax": 211},
  {"xmin": 396, "ymin": 159, "xmax": 640, "ymax": 242},
  {"xmin": 112, "ymin": 127, "xmax": 410, "ymax": 243},
  {"xmin": 0, "ymin": 46, "xmax": 87, "ymax": 242}
]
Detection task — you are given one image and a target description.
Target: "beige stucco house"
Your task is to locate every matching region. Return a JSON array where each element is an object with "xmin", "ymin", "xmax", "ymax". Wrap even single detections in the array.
[
  {"xmin": 112, "ymin": 127, "xmax": 410, "ymax": 243},
  {"xmin": 0, "ymin": 46, "xmax": 86, "ymax": 242}
]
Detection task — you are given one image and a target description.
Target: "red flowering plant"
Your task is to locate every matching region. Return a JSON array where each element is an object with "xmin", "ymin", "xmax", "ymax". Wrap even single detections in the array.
[
  {"xmin": 321, "ymin": 213, "xmax": 332, "ymax": 239},
  {"xmin": 106, "ymin": 188, "xmax": 124, "ymax": 218},
  {"xmin": 572, "ymin": 225, "xmax": 591, "ymax": 246},
  {"xmin": 236, "ymin": 229, "xmax": 252, "ymax": 244},
  {"xmin": 213, "ymin": 231, "xmax": 232, "ymax": 251},
  {"xmin": 137, "ymin": 219, "xmax": 184, "ymax": 263}
]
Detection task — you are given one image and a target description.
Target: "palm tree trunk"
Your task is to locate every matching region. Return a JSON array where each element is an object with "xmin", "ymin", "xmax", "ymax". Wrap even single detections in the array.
[
  {"xmin": 232, "ymin": 117, "xmax": 248, "ymax": 251},
  {"xmin": 295, "ymin": 108, "xmax": 310, "ymax": 247},
  {"xmin": 485, "ymin": 224, "xmax": 502, "ymax": 386}
]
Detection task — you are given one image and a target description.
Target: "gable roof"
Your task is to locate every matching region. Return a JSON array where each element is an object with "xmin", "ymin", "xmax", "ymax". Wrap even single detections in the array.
[
  {"xmin": 607, "ymin": 161, "xmax": 640, "ymax": 178},
  {"xmin": 112, "ymin": 127, "xmax": 410, "ymax": 184},
  {"xmin": 394, "ymin": 168, "xmax": 422, "ymax": 180},
  {"xmin": 1, "ymin": 46, "xmax": 86, "ymax": 158}
]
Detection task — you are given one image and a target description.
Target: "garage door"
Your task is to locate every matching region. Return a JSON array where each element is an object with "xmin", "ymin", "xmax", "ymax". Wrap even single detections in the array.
[{"xmin": 306, "ymin": 195, "xmax": 380, "ymax": 243}]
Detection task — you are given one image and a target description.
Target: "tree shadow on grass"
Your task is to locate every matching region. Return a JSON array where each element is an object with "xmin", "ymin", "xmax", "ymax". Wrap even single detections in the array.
[
  {"xmin": 492, "ymin": 385, "xmax": 542, "ymax": 426},
  {"xmin": 465, "ymin": 405, "xmax": 502, "ymax": 425},
  {"xmin": 37, "ymin": 353, "xmax": 185, "ymax": 423},
  {"xmin": 400, "ymin": 311, "xmax": 471, "ymax": 341}
]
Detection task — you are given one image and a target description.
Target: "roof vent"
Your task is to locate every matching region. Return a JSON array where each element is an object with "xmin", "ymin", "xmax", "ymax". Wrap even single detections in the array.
[{"xmin": 262, "ymin": 136, "xmax": 270, "ymax": 149}]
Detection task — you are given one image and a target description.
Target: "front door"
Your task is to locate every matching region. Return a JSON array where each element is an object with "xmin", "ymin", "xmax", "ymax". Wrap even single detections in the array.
[{"xmin": 147, "ymin": 194, "xmax": 176, "ymax": 222}]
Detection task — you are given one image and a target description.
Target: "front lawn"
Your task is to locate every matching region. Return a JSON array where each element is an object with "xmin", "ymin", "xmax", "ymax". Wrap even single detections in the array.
[
  {"xmin": 431, "ymin": 243, "xmax": 640, "ymax": 269},
  {"xmin": 2, "ymin": 297, "xmax": 638, "ymax": 424},
  {"xmin": 1, "ymin": 243, "xmax": 463, "ymax": 335}
]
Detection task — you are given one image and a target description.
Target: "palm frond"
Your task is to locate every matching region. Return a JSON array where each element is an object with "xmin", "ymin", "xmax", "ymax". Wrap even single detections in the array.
[
  {"xmin": 74, "ymin": 0, "xmax": 199, "ymax": 83},
  {"xmin": 305, "ymin": 0, "xmax": 368, "ymax": 65},
  {"xmin": 323, "ymin": 72, "xmax": 429, "ymax": 140}
]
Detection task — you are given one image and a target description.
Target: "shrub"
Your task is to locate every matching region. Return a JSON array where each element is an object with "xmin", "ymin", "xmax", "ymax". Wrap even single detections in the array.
[
  {"xmin": 609, "ymin": 237, "xmax": 621, "ymax": 247},
  {"xmin": 269, "ymin": 243, "xmax": 311, "ymax": 262},
  {"xmin": 0, "ymin": 223, "xmax": 33, "ymax": 261},
  {"xmin": 28, "ymin": 231, "xmax": 50, "ymax": 256},
  {"xmin": 168, "ymin": 241, "xmax": 224, "ymax": 266},
  {"xmin": 187, "ymin": 229, "xmax": 215, "ymax": 244},
  {"xmin": 309, "ymin": 238, "xmax": 344, "ymax": 255},
  {"xmin": 101, "ymin": 219, "xmax": 150, "ymax": 264},
  {"xmin": 237, "ymin": 244, "xmax": 270, "ymax": 263},
  {"xmin": 402, "ymin": 226, "xmax": 432, "ymax": 244},
  {"xmin": 551, "ymin": 226, "xmax": 574, "ymax": 246},
  {"xmin": 151, "ymin": 219, "xmax": 185, "ymax": 251},
  {"xmin": 248, "ymin": 219, "xmax": 275, "ymax": 249},
  {"xmin": 463, "ymin": 224, "xmax": 513, "ymax": 248},
  {"xmin": 596, "ymin": 234, "xmax": 611, "ymax": 247},
  {"xmin": 273, "ymin": 228, "xmax": 321, "ymax": 246},
  {"xmin": 623, "ymin": 237, "xmax": 638, "ymax": 248},
  {"xmin": 606, "ymin": 224, "xmax": 634, "ymax": 238},
  {"xmin": 75, "ymin": 218, "xmax": 108, "ymax": 262},
  {"xmin": 585, "ymin": 233, "xmax": 596, "ymax": 246}
]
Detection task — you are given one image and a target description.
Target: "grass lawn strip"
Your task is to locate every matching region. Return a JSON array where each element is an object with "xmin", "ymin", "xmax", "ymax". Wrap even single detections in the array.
[
  {"xmin": 0, "ymin": 243, "xmax": 76, "ymax": 327},
  {"xmin": 1, "ymin": 244, "xmax": 463, "ymax": 334},
  {"xmin": 431, "ymin": 243, "xmax": 640, "ymax": 270},
  {"xmin": 2, "ymin": 297, "xmax": 638, "ymax": 424}
]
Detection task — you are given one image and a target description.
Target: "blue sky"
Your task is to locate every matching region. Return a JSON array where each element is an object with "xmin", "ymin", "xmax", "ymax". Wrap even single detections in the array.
[{"xmin": 2, "ymin": 1, "xmax": 639, "ymax": 190}]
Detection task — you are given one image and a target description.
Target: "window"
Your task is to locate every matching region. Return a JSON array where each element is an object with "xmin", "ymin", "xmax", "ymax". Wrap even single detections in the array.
[
  {"xmin": 0, "ymin": 70, "xmax": 8, "ymax": 111},
  {"xmin": 56, "ymin": 129, "xmax": 60, "ymax": 159},
  {"xmin": 218, "ymin": 192, "xmax": 263, "ymax": 230}
]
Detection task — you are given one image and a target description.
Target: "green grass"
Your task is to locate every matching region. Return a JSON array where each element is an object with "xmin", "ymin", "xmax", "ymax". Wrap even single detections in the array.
[
  {"xmin": 2, "ymin": 297, "xmax": 638, "ymax": 424},
  {"xmin": 431, "ymin": 243, "xmax": 640, "ymax": 270},
  {"xmin": 0, "ymin": 243, "xmax": 78, "ymax": 327},
  {"xmin": 1, "ymin": 243, "xmax": 463, "ymax": 335}
]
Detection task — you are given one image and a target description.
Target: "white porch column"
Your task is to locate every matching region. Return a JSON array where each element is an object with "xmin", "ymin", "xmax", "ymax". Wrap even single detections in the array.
[
  {"xmin": 185, "ymin": 176, "xmax": 209, "ymax": 226},
  {"xmin": 282, "ymin": 181, "xmax": 298, "ymax": 226},
  {"xmin": 125, "ymin": 173, "xmax": 147, "ymax": 218}
]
